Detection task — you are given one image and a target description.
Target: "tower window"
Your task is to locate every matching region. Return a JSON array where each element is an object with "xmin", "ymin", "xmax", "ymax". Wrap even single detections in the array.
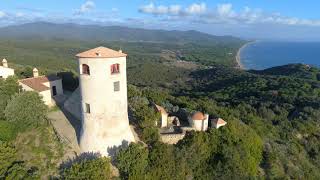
[
  {"xmin": 114, "ymin": 81, "xmax": 120, "ymax": 92},
  {"xmin": 111, "ymin": 64, "xmax": 120, "ymax": 74},
  {"xmin": 82, "ymin": 64, "xmax": 90, "ymax": 75},
  {"xmin": 85, "ymin": 103, "xmax": 91, "ymax": 114}
]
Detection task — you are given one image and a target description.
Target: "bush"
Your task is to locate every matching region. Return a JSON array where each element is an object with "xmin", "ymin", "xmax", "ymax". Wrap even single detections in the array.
[
  {"xmin": 141, "ymin": 128, "xmax": 159, "ymax": 144},
  {"xmin": 116, "ymin": 143, "xmax": 148, "ymax": 179},
  {"xmin": 0, "ymin": 141, "xmax": 38, "ymax": 179},
  {"xmin": 62, "ymin": 157, "xmax": 111, "ymax": 180},
  {"xmin": 4, "ymin": 91, "xmax": 47, "ymax": 129},
  {"xmin": 0, "ymin": 121, "xmax": 18, "ymax": 142},
  {"xmin": 0, "ymin": 76, "xmax": 20, "ymax": 119}
]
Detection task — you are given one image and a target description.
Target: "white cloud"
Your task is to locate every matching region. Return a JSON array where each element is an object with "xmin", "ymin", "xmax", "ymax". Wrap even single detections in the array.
[
  {"xmin": 217, "ymin": 3, "xmax": 234, "ymax": 17},
  {"xmin": 139, "ymin": 2, "xmax": 320, "ymax": 27},
  {"xmin": 111, "ymin": 8, "xmax": 119, "ymax": 12},
  {"xmin": 139, "ymin": 3, "xmax": 206, "ymax": 16},
  {"xmin": 75, "ymin": 1, "xmax": 95, "ymax": 15},
  {"xmin": 0, "ymin": 11, "xmax": 6, "ymax": 18},
  {"xmin": 169, "ymin": 5, "xmax": 181, "ymax": 15},
  {"xmin": 186, "ymin": 3, "xmax": 206, "ymax": 14},
  {"xmin": 16, "ymin": 12, "xmax": 25, "ymax": 18}
]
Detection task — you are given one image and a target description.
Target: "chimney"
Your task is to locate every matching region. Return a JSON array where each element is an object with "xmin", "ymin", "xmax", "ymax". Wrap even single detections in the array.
[
  {"xmin": 2, "ymin": 59, "xmax": 8, "ymax": 68},
  {"xmin": 119, "ymin": 49, "xmax": 123, "ymax": 53},
  {"xmin": 33, "ymin": 68, "xmax": 39, "ymax": 77}
]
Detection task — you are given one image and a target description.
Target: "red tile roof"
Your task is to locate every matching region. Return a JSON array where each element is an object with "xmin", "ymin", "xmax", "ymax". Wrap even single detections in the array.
[
  {"xmin": 76, "ymin": 46, "xmax": 127, "ymax": 58},
  {"xmin": 19, "ymin": 75, "xmax": 60, "ymax": 92},
  {"xmin": 192, "ymin": 112, "xmax": 205, "ymax": 120},
  {"xmin": 213, "ymin": 118, "xmax": 227, "ymax": 125}
]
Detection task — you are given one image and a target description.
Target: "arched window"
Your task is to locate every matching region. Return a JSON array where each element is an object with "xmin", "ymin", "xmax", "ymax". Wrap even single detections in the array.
[
  {"xmin": 111, "ymin": 64, "xmax": 120, "ymax": 74},
  {"xmin": 82, "ymin": 64, "xmax": 90, "ymax": 75}
]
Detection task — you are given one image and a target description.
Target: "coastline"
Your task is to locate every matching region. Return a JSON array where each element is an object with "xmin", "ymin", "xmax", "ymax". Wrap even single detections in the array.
[{"xmin": 236, "ymin": 41, "xmax": 257, "ymax": 70}]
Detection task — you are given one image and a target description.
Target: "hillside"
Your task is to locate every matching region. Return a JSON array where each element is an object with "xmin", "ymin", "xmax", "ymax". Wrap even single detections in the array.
[
  {"xmin": 249, "ymin": 63, "xmax": 320, "ymax": 80},
  {"xmin": 0, "ymin": 22, "xmax": 243, "ymax": 45},
  {"xmin": 3, "ymin": 22, "xmax": 320, "ymax": 179},
  {"xmin": 0, "ymin": 22, "xmax": 244, "ymax": 78}
]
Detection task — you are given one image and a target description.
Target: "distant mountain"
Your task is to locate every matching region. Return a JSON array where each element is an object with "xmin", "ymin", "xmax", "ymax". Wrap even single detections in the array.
[{"xmin": 0, "ymin": 22, "xmax": 243, "ymax": 44}]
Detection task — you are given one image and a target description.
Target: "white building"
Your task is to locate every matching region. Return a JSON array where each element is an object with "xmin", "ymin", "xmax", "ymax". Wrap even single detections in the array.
[
  {"xmin": 76, "ymin": 46, "xmax": 135, "ymax": 157},
  {"xmin": 154, "ymin": 104, "xmax": 169, "ymax": 128},
  {"xmin": 0, "ymin": 59, "xmax": 15, "ymax": 79},
  {"xmin": 188, "ymin": 112, "xmax": 209, "ymax": 131},
  {"xmin": 19, "ymin": 68, "xmax": 63, "ymax": 107},
  {"xmin": 211, "ymin": 118, "xmax": 227, "ymax": 129}
]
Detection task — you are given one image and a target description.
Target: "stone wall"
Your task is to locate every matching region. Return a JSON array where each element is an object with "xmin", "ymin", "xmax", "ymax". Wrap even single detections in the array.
[
  {"xmin": 160, "ymin": 126, "xmax": 198, "ymax": 144},
  {"xmin": 160, "ymin": 133, "xmax": 186, "ymax": 144}
]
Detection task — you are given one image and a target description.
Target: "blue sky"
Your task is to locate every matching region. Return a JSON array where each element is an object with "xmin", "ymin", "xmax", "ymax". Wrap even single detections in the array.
[{"xmin": 1, "ymin": 0, "xmax": 320, "ymax": 40}]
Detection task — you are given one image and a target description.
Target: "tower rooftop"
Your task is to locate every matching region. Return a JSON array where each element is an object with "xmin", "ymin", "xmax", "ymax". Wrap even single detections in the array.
[{"xmin": 76, "ymin": 46, "xmax": 127, "ymax": 58}]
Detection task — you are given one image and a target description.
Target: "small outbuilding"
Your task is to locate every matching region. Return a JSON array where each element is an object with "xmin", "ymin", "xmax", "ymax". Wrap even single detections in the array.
[
  {"xmin": 211, "ymin": 118, "xmax": 227, "ymax": 129},
  {"xmin": 188, "ymin": 112, "xmax": 209, "ymax": 131},
  {"xmin": 0, "ymin": 59, "xmax": 15, "ymax": 79},
  {"xmin": 19, "ymin": 68, "xmax": 63, "ymax": 107},
  {"xmin": 154, "ymin": 104, "xmax": 169, "ymax": 128}
]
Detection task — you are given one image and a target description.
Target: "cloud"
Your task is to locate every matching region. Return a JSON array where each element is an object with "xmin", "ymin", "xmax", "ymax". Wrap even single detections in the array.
[
  {"xmin": 217, "ymin": 3, "xmax": 234, "ymax": 17},
  {"xmin": 186, "ymin": 3, "xmax": 206, "ymax": 14},
  {"xmin": 139, "ymin": 3, "xmax": 206, "ymax": 16},
  {"xmin": 0, "ymin": 11, "xmax": 6, "ymax": 18},
  {"xmin": 75, "ymin": 1, "xmax": 96, "ymax": 15},
  {"xmin": 139, "ymin": 3, "xmax": 320, "ymax": 27}
]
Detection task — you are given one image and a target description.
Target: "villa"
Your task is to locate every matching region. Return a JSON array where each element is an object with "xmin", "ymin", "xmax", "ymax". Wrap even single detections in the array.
[{"xmin": 19, "ymin": 68, "xmax": 63, "ymax": 107}]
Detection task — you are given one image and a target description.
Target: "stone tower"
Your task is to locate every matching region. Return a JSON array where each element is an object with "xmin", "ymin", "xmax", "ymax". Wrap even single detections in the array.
[{"xmin": 76, "ymin": 46, "xmax": 135, "ymax": 157}]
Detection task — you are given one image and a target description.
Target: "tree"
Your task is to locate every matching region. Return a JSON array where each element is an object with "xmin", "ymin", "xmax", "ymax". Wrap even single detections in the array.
[
  {"xmin": 0, "ymin": 141, "xmax": 38, "ymax": 179},
  {"xmin": 62, "ymin": 157, "xmax": 111, "ymax": 180},
  {"xmin": 116, "ymin": 143, "xmax": 148, "ymax": 179},
  {"xmin": 0, "ymin": 76, "xmax": 20, "ymax": 119},
  {"xmin": 4, "ymin": 91, "xmax": 48, "ymax": 129}
]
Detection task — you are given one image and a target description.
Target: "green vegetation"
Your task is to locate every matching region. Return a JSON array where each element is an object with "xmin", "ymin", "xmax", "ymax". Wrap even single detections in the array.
[
  {"xmin": 117, "ymin": 62, "xmax": 320, "ymax": 179},
  {"xmin": 116, "ymin": 143, "xmax": 149, "ymax": 179},
  {"xmin": 0, "ymin": 78, "xmax": 64, "ymax": 178},
  {"xmin": 62, "ymin": 157, "xmax": 111, "ymax": 180},
  {"xmin": 0, "ymin": 141, "xmax": 39, "ymax": 179},
  {"xmin": 5, "ymin": 91, "xmax": 48, "ymax": 129},
  {"xmin": 0, "ymin": 23, "xmax": 320, "ymax": 179}
]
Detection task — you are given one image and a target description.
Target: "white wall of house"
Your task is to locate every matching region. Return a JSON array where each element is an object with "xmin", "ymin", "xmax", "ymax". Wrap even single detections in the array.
[
  {"xmin": 40, "ymin": 90, "xmax": 54, "ymax": 107},
  {"xmin": 19, "ymin": 78, "xmax": 63, "ymax": 107},
  {"xmin": 0, "ymin": 66, "xmax": 14, "ymax": 79},
  {"xmin": 43, "ymin": 79, "xmax": 63, "ymax": 96},
  {"xmin": 191, "ymin": 114, "xmax": 209, "ymax": 131},
  {"xmin": 78, "ymin": 56, "xmax": 135, "ymax": 157},
  {"xmin": 19, "ymin": 82, "xmax": 53, "ymax": 107},
  {"xmin": 161, "ymin": 113, "xmax": 168, "ymax": 128}
]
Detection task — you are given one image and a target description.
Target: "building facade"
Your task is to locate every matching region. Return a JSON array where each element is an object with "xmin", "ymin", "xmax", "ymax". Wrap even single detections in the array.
[
  {"xmin": 0, "ymin": 59, "xmax": 15, "ymax": 79},
  {"xmin": 76, "ymin": 47, "xmax": 135, "ymax": 157},
  {"xmin": 19, "ymin": 68, "xmax": 63, "ymax": 107},
  {"xmin": 188, "ymin": 112, "xmax": 209, "ymax": 131}
]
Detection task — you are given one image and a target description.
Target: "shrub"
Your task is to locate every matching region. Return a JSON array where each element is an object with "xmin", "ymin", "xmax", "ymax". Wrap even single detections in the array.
[
  {"xmin": 116, "ymin": 143, "xmax": 148, "ymax": 179},
  {"xmin": 4, "ymin": 91, "xmax": 47, "ymax": 129},
  {"xmin": 0, "ymin": 121, "xmax": 18, "ymax": 141},
  {"xmin": 62, "ymin": 157, "xmax": 111, "ymax": 180}
]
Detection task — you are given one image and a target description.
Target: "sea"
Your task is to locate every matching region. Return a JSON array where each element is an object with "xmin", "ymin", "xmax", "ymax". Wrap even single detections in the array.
[{"xmin": 240, "ymin": 41, "xmax": 320, "ymax": 70}]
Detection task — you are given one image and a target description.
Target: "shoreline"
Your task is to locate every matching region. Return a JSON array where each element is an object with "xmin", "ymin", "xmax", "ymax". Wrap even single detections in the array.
[{"xmin": 236, "ymin": 41, "xmax": 257, "ymax": 70}]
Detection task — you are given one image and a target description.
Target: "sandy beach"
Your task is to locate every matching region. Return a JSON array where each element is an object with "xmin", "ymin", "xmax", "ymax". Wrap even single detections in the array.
[{"xmin": 236, "ymin": 41, "xmax": 256, "ymax": 69}]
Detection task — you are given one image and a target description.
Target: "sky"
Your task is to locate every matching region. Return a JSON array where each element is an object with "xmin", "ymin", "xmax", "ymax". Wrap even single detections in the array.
[{"xmin": 1, "ymin": 0, "xmax": 320, "ymax": 40}]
